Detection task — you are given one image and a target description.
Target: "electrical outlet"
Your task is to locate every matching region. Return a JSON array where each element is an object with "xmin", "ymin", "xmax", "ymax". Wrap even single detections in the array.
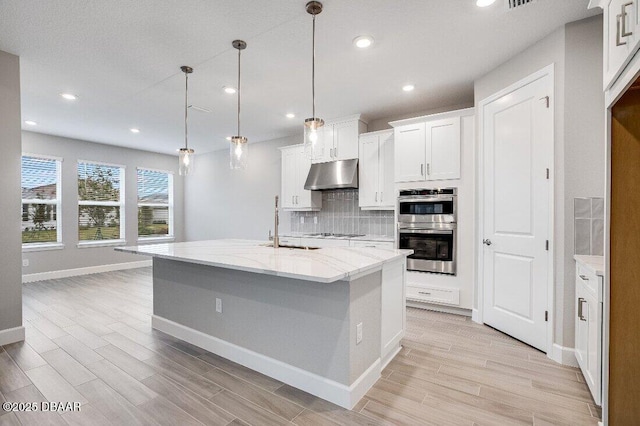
[
  {"xmin": 300, "ymin": 216, "xmax": 304, "ymax": 224},
  {"xmin": 215, "ymin": 298, "xmax": 222, "ymax": 313},
  {"xmin": 314, "ymin": 216, "xmax": 318, "ymax": 224},
  {"xmin": 356, "ymin": 322, "xmax": 363, "ymax": 344},
  {"xmin": 22, "ymin": 259, "xmax": 29, "ymax": 267}
]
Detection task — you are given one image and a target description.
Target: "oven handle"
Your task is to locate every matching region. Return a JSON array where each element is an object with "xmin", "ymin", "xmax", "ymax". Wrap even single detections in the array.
[
  {"xmin": 398, "ymin": 196, "xmax": 455, "ymax": 203},
  {"xmin": 398, "ymin": 229, "xmax": 454, "ymax": 235}
]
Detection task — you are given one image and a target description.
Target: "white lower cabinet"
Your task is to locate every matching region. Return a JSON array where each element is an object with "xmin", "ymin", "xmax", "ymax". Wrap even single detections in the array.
[
  {"xmin": 349, "ymin": 240, "xmax": 394, "ymax": 249},
  {"xmin": 406, "ymin": 285, "xmax": 460, "ymax": 306},
  {"xmin": 301, "ymin": 238, "xmax": 349, "ymax": 248},
  {"xmin": 574, "ymin": 261, "xmax": 603, "ymax": 406}
]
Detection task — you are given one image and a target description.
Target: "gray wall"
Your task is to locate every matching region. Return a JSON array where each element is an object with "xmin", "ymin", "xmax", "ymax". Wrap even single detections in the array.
[
  {"xmin": 474, "ymin": 15, "xmax": 604, "ymax": 348},
  {"xmin": 21, "ymin": 131, "xmax": 185, "ymax": 275},
  {"xmin": 0, "ymin": 50, "xmax": 23, "ymax": 336},
  {"xmin": 184, "ymin": 135, "xmax": 299, "ymax": 241}
]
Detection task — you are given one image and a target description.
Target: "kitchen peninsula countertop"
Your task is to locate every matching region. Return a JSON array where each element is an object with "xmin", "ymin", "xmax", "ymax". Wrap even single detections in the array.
[{"xmin": 116, "ymin": 239, "xmax": 411, "ymax": 283}]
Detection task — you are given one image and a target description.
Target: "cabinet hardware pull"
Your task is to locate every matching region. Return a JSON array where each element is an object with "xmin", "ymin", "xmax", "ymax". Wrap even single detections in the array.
[
  {"xmin": 617, "ymin": 14, "xmax": 627, "ymax": 46},
  {"xmin": 380, "ymin": 192, "xmax": 383, "ymax": 202},
  {"xmin": 578, "ymin": 297, "xmax": 587, "ymax": 321},
  {"xmin": 579, "ymin": 274, "xmax": 589, "ymax": 281},
  {"xmin": 334, "ymin": 147, "xmax": 337, "ymax": 158},
  {"xmin": 427, "ymin": 163, "xmax": 431, "ymax": 175},
  {"xmin": 421, "ymin": 164, "xmax": 424, "ymax": 176},
  {"xmin": 418, "ymin": 292, "xmax": 432, "ymax": 295},
  {"xmin": 621, "ymin": 2, "xmax": 634, "ymax": 37},
  {"xmin": 375, "ymin": 192, "xmax": 378, "ymax": 202}
]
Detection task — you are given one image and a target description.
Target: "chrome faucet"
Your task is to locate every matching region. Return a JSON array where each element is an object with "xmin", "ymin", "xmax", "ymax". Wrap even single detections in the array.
[{"xmin": 273, "ymin": 195, "xmax": 279, "ymax": 248}]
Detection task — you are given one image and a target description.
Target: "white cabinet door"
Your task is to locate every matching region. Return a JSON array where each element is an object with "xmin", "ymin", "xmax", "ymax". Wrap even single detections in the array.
[
  {"xmin": 426, "ymin": 117, "xmax": 461, "ymax": 181},
  {"xmin": 575, "ymin": 279, "xmax": 588, "ymax": 371},
  {"xmin": 296, "ymin": 146, "xmax": 311, "ymax": 208},
  {"xmin": 333, "ymin": 120, "xmax": 359, "ymax": 160},
  {"xmin": 281, "ymin": 147, "xmax": 297, "ymax": 209},
  {"xmin": 379, "ymin": 131, "xmax": 395, "ymax": 208},
  {"xmin": 394, "ymin": 123, "xmax": 426, "ymax": 183},
  {"xmin": 359, "ymin": 134, "xmax": 379, "ymax": 208},
  {"xmin": 585, "ymin": 289, "xmax": 602, "ymax": 405},
  {"xmin": 605, "ymin": 0, "xmax": 635, "ymax": 89},
  {"xmin": 313, "ymin": 125, "xmax": 334, "ymax": 163}
]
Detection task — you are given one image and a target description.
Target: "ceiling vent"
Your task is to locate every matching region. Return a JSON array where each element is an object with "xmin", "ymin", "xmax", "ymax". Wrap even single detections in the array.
[{"xmin": 507, "ymin": 0, "xmax": 536, "ymax": 10}]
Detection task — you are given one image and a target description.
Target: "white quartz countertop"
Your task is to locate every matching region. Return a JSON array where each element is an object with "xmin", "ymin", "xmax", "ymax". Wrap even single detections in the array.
[
  {"xmin": 574, "ymin": 255, "xmax": 605, "ymax": 277},
  {"xmin": 116, "ymin": 239, "xmax": 412, "ymax": 283}
]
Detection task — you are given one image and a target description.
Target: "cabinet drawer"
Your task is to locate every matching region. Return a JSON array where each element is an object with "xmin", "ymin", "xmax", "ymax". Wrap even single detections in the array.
[
  {"xmin": 576, "ymin": 264, "xmax": 599, "ymax": 298},
  {"xmin": 301, "ymin": 238, "xmax": 349, "ymax": 248},
  {"xmin": 278, "ymin": 237, "xmax": 301, "ymax": 246},
  {"xmin": 350, "ymin": 240, "xmax": 394, "ymax": 249},
  {"xmin": 406, "ymin": 285, "xmax": 460, "ymax": 306}
]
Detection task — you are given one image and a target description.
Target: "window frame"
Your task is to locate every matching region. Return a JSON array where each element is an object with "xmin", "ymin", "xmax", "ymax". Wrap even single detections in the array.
[
  {"xmin": 21, "ymin": 153, "xmax": 64, "ymax": 252},
  {"xmin": 136, "ymin": 167, "xmax": 174, "ymax": 243},
  {"xmin": 77, "ymin": 160, "xmax": 126, "ymax": 247}
]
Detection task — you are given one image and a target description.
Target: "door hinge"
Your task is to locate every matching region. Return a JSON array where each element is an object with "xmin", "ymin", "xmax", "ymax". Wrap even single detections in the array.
[
  {"xmin": 545, "ymin": 311, "xmax": 549, "ymax": 322},
  {"xmin": 540, "ymin": 96, "xmax": 550, "ymax": 108},
  {"xmin": 546, "ymin": 168, "xmax": 550, "ymax": 179},
  {"xmin": 545, "ymin": 240, "xmax": 549, "ymax": 251}
]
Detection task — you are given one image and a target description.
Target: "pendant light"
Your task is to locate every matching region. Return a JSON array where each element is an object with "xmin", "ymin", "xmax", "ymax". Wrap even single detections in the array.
[
  {"xmin": 303, "ymin": 1, "xmax": 324, "ymax": 160},
  {"xmin": 230, "ymin": 40, "xmax": 248, "ymax": 170},
  {"xmin": 178, "ymin": 65, "xmax": 195, "ymax": 175}
]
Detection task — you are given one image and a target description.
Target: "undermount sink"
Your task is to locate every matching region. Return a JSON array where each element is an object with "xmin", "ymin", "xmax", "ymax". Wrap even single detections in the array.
[{"xmin": 261, "ymin": 243, "xmax": 320, "ymax": 250}]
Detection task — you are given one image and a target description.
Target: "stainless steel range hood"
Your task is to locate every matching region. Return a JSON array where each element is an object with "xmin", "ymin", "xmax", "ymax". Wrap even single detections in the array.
[{"xmin": 304, "ymin": 159, "xmax": 358, "ymax": 190}]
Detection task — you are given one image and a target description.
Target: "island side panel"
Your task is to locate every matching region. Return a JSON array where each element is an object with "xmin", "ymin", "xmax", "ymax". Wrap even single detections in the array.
[
  {"xmin": 152, "ymin": 258, "xmax": 352, "ymax": 384},
  {"xmin": 348, "ymin": 270, "xmax": 382, "ymax": 384}
]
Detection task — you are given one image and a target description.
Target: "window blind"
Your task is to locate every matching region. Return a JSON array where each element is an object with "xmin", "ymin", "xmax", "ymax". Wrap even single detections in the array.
[
  {"xmin": 78, "ymin": 162, "xmax": 124, "ymax": 241},
  {"xmin": 21, "ymin": 155, "xmax": 61, "ymax": 244},
  {"xmin": 137, "ymin": 168, "xmax": 172, "ymax": 238}
]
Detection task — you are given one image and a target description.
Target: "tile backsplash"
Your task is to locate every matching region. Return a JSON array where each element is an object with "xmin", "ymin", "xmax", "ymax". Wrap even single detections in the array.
[
  {"xmin": 289, "ymin": 189, "xmax": 395, "ymax": 237},
  {"xmin": 574, "ymin": 197, "xmax": 604, "ymax": 256}
]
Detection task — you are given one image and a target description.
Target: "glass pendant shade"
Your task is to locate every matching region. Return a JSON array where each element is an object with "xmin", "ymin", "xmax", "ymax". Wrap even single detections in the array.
[
  {"xmin": 229, "ymin": 136, "xmax": 248, "ymax": 170},
  {"xmin": 303, "ymin": 117, "xmax": 324, "ymax": 159},
  {"xmin": 178, "ymin": 148, "xmax": 195, "ymax": 176}
]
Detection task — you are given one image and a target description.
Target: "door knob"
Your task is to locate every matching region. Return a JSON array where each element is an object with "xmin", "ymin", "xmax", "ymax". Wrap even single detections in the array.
[{"xmin": 483, "ymin": 239, "xmax": 492, "ymax": 246}]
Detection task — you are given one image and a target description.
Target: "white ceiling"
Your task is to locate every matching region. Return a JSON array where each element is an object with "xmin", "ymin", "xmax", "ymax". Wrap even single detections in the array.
[{"xmin": 0, "ymin": 0, "xmax": 598, "ymax": 155}]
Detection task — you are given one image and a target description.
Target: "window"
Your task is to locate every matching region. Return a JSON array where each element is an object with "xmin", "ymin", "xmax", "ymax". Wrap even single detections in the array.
[
  {"xmin": 78, "ymin": 161, "xmax": 125, "ymax": 243},
  {"xmin": 21, "ymin": 155, "xmax": 62, "ymax": 246},
  {"xmin": 137, "ymin": 168, "xmax": 173, "ymax": 239}
]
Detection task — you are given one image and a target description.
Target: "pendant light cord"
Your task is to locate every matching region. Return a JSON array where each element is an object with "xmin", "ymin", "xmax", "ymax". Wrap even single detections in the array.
[
  {"xmin": 184, "ymin": 70, "xmax": 189, "ymax": 150},
  {"xmin": 237, "ymin": 47, "xmax": 241, "ymax": 137},
  {"xmin": 312, "ymin": 14, "xmax": 316, "ymax": 120}
]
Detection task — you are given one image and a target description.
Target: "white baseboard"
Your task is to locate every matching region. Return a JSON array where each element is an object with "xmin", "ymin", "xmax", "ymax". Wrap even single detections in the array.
[
  {"xmin": 22, "ymin": 260, "xmax": 152, "ymax": 283},
  {"xmin": 0, "ymin": 326, "xmax": 25, "ymax": 346},
  {"xmin": 471, "ymin": 308, "xmax": 481, "ymax": 324},
  {"xmin": 549, "ymin": 343, "xmax": 578, "ymax": 367},
  {"xmin": 152, "ymin": 315, "xmax": 380, "ymax": 409},
  {"xmin": 406, "ymin": 301, "xmax": 472, "ymax": 317}
]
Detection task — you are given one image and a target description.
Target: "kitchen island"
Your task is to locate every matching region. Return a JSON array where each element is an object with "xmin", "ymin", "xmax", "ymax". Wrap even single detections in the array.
[{"xmin": 116, "ymin": 239, "xmax": 411, "ymax": 409}]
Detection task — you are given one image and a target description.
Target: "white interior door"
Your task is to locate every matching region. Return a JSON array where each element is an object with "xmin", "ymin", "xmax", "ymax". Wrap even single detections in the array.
[{"xmin": 482, "ymin": 72, "xmax": 553, "ymax": 352}]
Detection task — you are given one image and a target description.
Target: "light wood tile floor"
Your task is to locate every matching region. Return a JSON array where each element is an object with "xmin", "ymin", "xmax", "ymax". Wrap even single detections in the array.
[{"xmin": 0, "ymin": 268, "xmax": 600, "ymax": 425}]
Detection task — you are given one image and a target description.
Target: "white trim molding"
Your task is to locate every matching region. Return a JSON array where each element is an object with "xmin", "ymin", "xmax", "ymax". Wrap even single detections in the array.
[
  {"xmin": 152, "ymin": 315, "xmax": 381, "ymax": 409},
  {"xmin": 0, "ymin": 326, "xmax": 25, "ymax": 346},
  {"xmin": 22, "ymin": 260, "xmax": 152, "ymax": 283},
  {"xmin": 549, "ymin": 343, "xmax": 578, "ymax": 367}
]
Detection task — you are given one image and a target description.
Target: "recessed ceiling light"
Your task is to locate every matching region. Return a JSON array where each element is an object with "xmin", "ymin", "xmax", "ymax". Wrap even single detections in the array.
[
  {"xmin": 24, "ymin": 120, "xmax": 37, "ymax": 126},
  {"xmin": 402, "ymin": 84, "xmax": 415, "ymax": 92},
  {"xmin": 286, "ymin": 113, "xmax": 296, "ymax": 119},
  {"xmin": 130, "ymin": 128, "xmax": 140, "ymax": 133},
  {"xmin": 353, "ymin": 35, "xmax": 374, "ymax": 49},
  {"xmin": 223, "ymin": 86, "xmax": 237, "ymax": 94},
  {"xmin": 476, "ymin": 0, "xmax": 497, "ymax": 7},
  {"xmin": 60, "ymin": 93, "xmax": 78, "ymax": 100},
  {"xmin": 226, "ymin": 136, "xmax": 232, "ymax": 141}
]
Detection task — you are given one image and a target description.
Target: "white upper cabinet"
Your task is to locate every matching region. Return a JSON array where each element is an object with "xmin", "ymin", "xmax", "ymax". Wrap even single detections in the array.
[
  {"xmin": 312, "ymin": 115, "xmax": 367, "ymax": 164},
  {"xmin": 280, "ymin": 145, "xmax": 321, "ymax": 211},
  {"xmin": 358, "ymin": 130, "xmax": 395, "ymax": 210},
  {"xmin": 391, "ymin": 111, "xmax": 464, "ymax": 183},
  {"xmin": 426, "ymin": 117, "xmax": 461, "ymax": 181},
  {"xmin": 394, "ymin": 123, "xmax": 426, "ymax": 183},
  {"xmin": 604, "ymin": 0, "xmax": 640, "ymax": 89}
]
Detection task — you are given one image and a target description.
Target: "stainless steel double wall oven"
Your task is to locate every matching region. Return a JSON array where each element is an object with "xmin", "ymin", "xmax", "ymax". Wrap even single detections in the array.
[{"xmin": 397, "ymin": 188, "xmax": 457, "ymax": 275}]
